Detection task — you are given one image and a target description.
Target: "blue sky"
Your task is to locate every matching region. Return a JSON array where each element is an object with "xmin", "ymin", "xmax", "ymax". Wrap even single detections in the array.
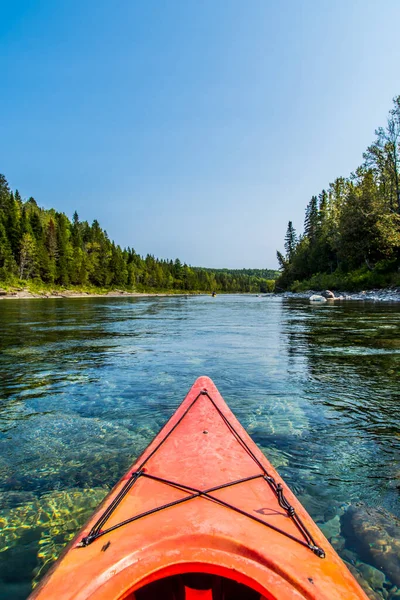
[{"xmin": 1, "ymin": 1, "xmax": 399, "ymax": 268}]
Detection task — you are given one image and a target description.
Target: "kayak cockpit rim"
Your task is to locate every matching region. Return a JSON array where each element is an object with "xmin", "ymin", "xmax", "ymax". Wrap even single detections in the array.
[
  {"xmin": 125, "ymin": 570, "xmax": 275, "ymax": 600},
  {"xmin": 100, "ymin": 558, "xmax": 309, "ymax": 600}
]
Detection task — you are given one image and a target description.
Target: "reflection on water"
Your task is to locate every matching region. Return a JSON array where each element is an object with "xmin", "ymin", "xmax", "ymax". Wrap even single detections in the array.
[{"xmin": 0, "ymin": 296, "xmax": 399, "ymax": 599}]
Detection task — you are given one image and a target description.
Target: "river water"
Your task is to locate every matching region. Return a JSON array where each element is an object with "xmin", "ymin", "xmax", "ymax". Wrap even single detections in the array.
[{"xmin": 0, "ymin": 295, "xmax": 399, "ymax": 599}]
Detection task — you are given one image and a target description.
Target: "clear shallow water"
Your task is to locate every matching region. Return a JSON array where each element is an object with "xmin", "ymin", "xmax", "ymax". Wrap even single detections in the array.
[{"xmin": 0, "ymin": 295, "xmax": 399, "ymax": 599}]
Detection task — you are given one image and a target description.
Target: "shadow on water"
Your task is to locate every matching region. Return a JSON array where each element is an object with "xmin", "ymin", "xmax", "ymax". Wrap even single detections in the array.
[{"xmin": 0, "ymin": 295, "xmax": 399, "ymax": 598}]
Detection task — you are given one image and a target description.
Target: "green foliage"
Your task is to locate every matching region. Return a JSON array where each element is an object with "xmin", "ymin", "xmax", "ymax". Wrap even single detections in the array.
[
  {"xmin": 0, "ymin": 173, "xmax": 276, "ymax": 293},
  {"xmin": 277, "ymin": 96, "xmax": 400, "ymax": 291},
  {"xmin": 19, "ymin": 233, "xmax": 37, "ymax": 279},
  {"xmin": 290, "ymin": 267, "xmax": 400, "ymax": 292}
]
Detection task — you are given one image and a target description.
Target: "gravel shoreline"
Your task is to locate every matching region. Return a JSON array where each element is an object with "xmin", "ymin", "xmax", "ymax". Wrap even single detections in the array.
[
  {"xmin": 0, "ymin": 290, "xmax": 198, "ymax": 300},
  {"xmin": 279, "ymin": 289, "xmax": 400, "ymax": 302}
]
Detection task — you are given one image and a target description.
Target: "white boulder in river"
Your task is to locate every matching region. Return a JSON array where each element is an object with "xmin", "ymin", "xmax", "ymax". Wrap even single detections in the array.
[
  {"xmin": 309, "ymin": 294, "xmax": 327, "ymax": 303},
  {"xmin": 321, "ymin": 290, "xmax": 336, "ymax": 299}
]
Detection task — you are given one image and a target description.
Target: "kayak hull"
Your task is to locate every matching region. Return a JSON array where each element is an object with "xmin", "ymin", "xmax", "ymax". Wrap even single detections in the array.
[{"xmin": 29, "ymin": 377, "xmax": 368, "ymax": 600}]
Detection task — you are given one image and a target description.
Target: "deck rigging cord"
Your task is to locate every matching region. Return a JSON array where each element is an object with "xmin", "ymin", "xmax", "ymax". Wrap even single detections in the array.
[{"xmin": 78, "ymin": 390, "xmax": 325, "ymax": 558}]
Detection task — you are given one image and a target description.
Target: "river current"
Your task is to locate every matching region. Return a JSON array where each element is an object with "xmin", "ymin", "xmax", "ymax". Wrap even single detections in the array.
[{"xmin": 0, "ymin": 295, "xmax": 399, "ymax": 599}]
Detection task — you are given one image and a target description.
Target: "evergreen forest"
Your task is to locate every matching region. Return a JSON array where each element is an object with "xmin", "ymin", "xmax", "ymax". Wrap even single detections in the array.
[
  {"xmin": 276, "ymin": 96, "xmax": 400, "ymax": 291},
  {"xmin": 0, "ymin": 178, "xmax": 277, "ymax": 294},
  {"xmin": 4, "ymin": 97, "xmax": 399, "ymax": 296}
]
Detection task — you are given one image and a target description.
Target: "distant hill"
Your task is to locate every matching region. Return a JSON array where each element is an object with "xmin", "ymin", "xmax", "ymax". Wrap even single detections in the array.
[{"xmin": 197, "ymin": 267, "xmax": 279, "ymax": 279}]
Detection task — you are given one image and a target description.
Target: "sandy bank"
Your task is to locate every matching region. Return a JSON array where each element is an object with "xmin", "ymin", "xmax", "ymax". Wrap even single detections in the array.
[{"xmin": 0, "ymin": 289, "xmax": 199, "ymax": 300}]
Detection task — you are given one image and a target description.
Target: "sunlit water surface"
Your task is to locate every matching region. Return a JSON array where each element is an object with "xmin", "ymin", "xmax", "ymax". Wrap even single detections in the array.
[{"xmin": 0, "ymin": 295, "xmax": 399, "ymax": 599}]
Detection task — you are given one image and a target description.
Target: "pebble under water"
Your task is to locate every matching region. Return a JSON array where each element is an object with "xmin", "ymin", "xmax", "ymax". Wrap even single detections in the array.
[{"xmin": 0, "ymin": 295, "xmax": 399, "ymax": 599}]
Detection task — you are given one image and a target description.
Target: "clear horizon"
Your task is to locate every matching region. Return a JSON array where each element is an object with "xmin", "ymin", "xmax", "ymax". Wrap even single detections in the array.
[{"xmin": 1, "ymin": 1, "xmax": 400, "ymax": 269}]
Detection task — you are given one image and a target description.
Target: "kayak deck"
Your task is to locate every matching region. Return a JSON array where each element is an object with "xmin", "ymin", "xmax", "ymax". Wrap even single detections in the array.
[
  {"xmin": 79, "ymin": 386, "xmax": 324, "ymax": 559},
  {"xmin": 30, "ymin": 376, "xmax": 368, "ymax": 600}
]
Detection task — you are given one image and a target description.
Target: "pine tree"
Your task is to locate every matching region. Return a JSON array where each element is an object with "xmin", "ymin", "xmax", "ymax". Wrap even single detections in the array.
[
  {"xmin": 71, "ymin": 211, "xmax": 83, "ymax": 249},
  {"xmin": 6, "ymin": 192, "xmax": 21, "ymax": 256},
  {"xmin": 30, "ymin": 211, "xmax": 43, "ymax": 241},
  {"xmin": 276, "ymin": 250, "xmax": 287, "ymax": 270},
  {"xmin": 0, "ymin": 221, "xmax": 17, "ymax": 279},
  {"xmin": 14, "ymin": 189, "xmax": 22, "ymax": 206},
  {"xmin": 19, "ymin": 233, "xmax": 37, "ymax": 279},
  {"xmin": 304, "ymin": 196, "xmax": 319, "ymax": 241},
  {"xmin": 46, "ymin": 219, "xmax": 58, "ymax": 260},
  {"xmin": 55, "ymin": 212, "xmax": 72, "ymax": 285},
  {"xmin": 318, "ymin": 190, "xmax": 328, "ymax": 225},
  {"xmin": 0, "ymin": 174, "xmax": 10, "ymax": 213},
  {"xmin": 284, "ymin": 221, "xmax": 297, "ymax": 262}
]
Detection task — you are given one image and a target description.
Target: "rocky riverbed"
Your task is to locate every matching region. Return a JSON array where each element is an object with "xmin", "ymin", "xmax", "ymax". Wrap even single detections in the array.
[
  {"xmin": 298, "ymin": 501, "xmax": 400, "ymax": 600},
  {"xmin": 322, "ymin": 503, "xmax": 400, "ymax": 600}
]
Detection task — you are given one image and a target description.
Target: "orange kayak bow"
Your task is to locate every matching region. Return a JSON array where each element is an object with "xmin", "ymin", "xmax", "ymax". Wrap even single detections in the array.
[{"xmin": 30, "ymin": 376, "xmax": 368, "ymax": 600}]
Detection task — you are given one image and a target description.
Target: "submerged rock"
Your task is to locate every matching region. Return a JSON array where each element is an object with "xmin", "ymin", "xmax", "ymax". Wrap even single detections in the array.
[
  {"xmin": 345, "ymin": 562, "xmax": 383, "ymax": 600},
  {"xmin": 0, "ymin": 487, "xmax": 108, "ymax": 588},
  {"xmin": 356, "ymin": 563, "xmax": 385, "ymax": 591},
  {"xmin": 319, "ymin": 514, "xmax": 340, "ymax": 541},
  {"xmin": 342, "ymin": 504, "xmax": 400, "ymax": 587}
]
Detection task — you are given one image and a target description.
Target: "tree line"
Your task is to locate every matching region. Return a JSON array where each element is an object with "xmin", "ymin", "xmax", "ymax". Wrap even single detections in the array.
[
  {"xmin": 0, "ymin": 176, "xmax": 276, "ymax": 293},
  {"xmin": 277, "ymin": 96, "xmax": 400, "ymax": 290}
]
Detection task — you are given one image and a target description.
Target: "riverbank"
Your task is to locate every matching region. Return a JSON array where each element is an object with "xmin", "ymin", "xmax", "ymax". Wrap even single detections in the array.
[
  {"xmin": 2, "ymin": 286, "xmax": 400, "ymax": 301},
  {"xmin": 0, "ymin": 288, "xmax": 202, "ymax": 300},
  {"xmin": 279, "ymin": 288, "xmax": 400, "ymax": 302}
]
